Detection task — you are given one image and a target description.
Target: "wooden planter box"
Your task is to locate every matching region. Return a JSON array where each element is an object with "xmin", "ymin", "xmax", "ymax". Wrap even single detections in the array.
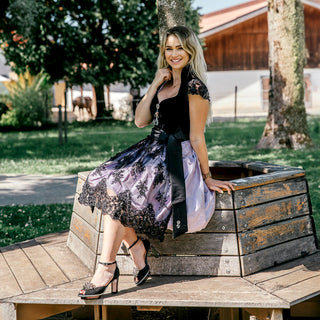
[{"xmin": 67, "ymin": 161, "xmax": 318, "ymax": 276}]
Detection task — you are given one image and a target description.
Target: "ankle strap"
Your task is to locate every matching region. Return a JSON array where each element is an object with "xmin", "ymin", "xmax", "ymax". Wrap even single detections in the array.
[
  {"xmin": 128, "ymin": 237, "xmax": 140, "ymax": 250},
  {"xmin": 99, "ymin": 261, "xmax": 116, "ymax": 266}
]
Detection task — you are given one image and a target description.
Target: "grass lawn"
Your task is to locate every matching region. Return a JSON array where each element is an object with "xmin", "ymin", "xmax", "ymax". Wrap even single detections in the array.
[
  {"xmin": 0, "ymin": 117, "xmax": 319, "ymax": 245},
  {"xmin": 0, "ymin": 204, "xmax": 73, "ymax": 246}
]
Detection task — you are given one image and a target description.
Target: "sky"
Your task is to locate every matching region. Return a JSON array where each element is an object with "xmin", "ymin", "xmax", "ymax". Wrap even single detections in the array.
[{"xmin": 192, "ymin": 0, "xmax": 251, "ymax": 14}]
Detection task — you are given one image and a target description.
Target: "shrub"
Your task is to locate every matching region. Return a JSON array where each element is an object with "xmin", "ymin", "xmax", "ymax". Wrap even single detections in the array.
[
  {"xmin": 0, "ymin": 102, "xmax": 9, "ymax": 118},
  {"xmin": 0, "ymin": 71, "xmax": 52, "ymax": 128}
]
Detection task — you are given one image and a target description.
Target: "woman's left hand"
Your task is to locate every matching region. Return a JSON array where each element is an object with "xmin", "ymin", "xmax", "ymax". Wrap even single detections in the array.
[{"xmin": 205, "ymin": 178, "xmax": 236, "ymax": 194}]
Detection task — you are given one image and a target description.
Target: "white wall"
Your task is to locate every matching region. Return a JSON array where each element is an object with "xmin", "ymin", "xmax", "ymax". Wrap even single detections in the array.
[
  {"xmin": 207, "ymin": 69, "xmax": 320, "ymax": 118},
  {"xmin": 306, "ymin": 68, "xmax": 320, "ymax": 111}
]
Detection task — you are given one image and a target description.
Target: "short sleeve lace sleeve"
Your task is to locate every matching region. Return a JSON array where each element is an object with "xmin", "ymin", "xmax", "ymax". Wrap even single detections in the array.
[{"xmin": 187, "ymin": 79, "xmax": 210, "ymax": 102}]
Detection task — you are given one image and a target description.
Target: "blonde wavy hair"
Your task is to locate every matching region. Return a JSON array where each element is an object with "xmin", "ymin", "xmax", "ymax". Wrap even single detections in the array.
[{"xmin": 157, "ymin": 26, "xmax": 207, "ymax": 84}]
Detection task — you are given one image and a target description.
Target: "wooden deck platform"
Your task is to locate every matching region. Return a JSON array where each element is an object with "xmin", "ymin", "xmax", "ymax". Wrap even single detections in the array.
[{"xmin": 1, "ymin": 231, "xmax": 320, "ymax": 320}]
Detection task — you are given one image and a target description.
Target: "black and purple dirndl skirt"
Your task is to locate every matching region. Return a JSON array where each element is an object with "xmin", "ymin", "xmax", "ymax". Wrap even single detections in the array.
[{"xmin": 78, "ymin": 127, "xmax": 215, "ymax": 241}]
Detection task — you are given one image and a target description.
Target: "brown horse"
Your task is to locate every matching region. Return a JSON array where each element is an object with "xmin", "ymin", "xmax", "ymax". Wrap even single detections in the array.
[{"xmin": 72, "ymin": 96, "xmax": 93, "ymax": 119}]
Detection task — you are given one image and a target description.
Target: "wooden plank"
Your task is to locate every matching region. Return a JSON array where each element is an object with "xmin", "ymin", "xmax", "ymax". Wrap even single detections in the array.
[
  {"xmin": 233, "ymin": 178, "xmax": 307, "ymax": 209},
  {"xmin": 76, "ymin": 174, "xmax": 88, "ymax": 194},
  {"xmin": 245, "ymin": 252, "xmax": 320, "ymax": 284},
  {"xmin": 69, "ymin": 211, "xmax": 100, "ymax": 253},
  {"xmin": 73, "ymin": 192, "xmax": 103, "ymax": 231},
  {"xmin": 16, "ymin": 304, "xmax": 78, "ymax": 320},
  {"xmin": 203, "ymin": 210, "xmax": 236, "ymax": 233},
  {"xmin": 272, "ymin": 274, "xmax": 320, "ymax": 305},
  {"xmin": 256, "ymin": 267, "xmax": 320, "ymax": 293},
  {"xmin": 109, "ymin": 254, "xmax": 241, "ymax": 276},
  {"xmin": 232, "ymin": 170, "xmax": 305, "ymax": 192},
  {"xmin": 238, "ymin": 216, "xmax": 315, "ymax": 255},
  {"xmin": 0, "ymin": 253, "xmax": 22, "ymax": 299},
  {"xmin": 243, "ymin": 161, "xmax": 298, "ymax": 173},
  {"xmin": 109, "ymin": 254, "xmax": 134, "ymax": 275},
  {"xmin": 100, "ymin": 253, "xmax": 241, "ymax": 276},
  {"xmin": 240, "ymin": 236, "xmax": 317, "ymax": 276},
  {"xmin": 146, "ymin": 255, "xmax": 241, "ymax": 276},
  {"xmin": 98, "ymin": 231, "xmax": 239, "ymax": 256},
  {"xmin": 215, "ymin": 192, "xmax": 234, "ymax": 210},
  {"xmin": 78, "ymin": 171, "xmax": 90, "ymax": 181},
  {"xmin": 19, "ymin": 239, "xmax": 69, "ymax": 287},
  {"xmin": 0, "ymin": 244, "xmax": 45, "ymax": 293},
  {"xmin": 67, "ymin": 230, "xmax": 97, "ymax": 272},
  {"xmin": 6, "ymin": 276, "xmax": 289, "ymax": 309},
  {"xmin": 216, "ymin": 177, "xmax": 306, "ymax": 210},
  {"xmin": 35, "ymin": 230, "xmax": 69, "ymax": 246},
  {"xmin": 116, "ymin": 233, "xmax": 239, "ymax": 256},
  {"xmin": 42, "ymin": 241, "xmax": 91, "ymax": 281},
  {"xmin": 236, "ymin": 194, "xmax": 310, "ymax": 232}
]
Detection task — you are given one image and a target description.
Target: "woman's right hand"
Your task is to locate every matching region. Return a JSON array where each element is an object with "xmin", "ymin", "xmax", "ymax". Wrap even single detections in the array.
[
  {"xmin": 135, "ymin": 68, "xmax": 171, "ymax": 128},
  {"xmin": 152, "ymin": 68, "xmax": 172, "ymax": 87},
  {"xmin": 205, "ymin": 178, "xmax": 236, "ymax": 195}
]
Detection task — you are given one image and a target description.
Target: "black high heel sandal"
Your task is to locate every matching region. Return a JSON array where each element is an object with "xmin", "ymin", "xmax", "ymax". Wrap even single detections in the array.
[
  {"xmin": 128, "ymin": 237, "xmax": 151, "ymax": 286},
  {"xmin": 78, "ymin": 261, "xmax": 119, "ymax": 299}
]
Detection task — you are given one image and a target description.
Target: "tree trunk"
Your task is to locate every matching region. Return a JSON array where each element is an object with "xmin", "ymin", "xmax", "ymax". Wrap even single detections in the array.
[
  {"xmin": 256, "ymin": 0, "xmax": 312, "ymax": 149},
  {"xmin": 94, "ymin": 84, "xmax": 106, "ymax": 119},
  {"xmin": 157, "ymin": 0, "xmax": 186, "ymax": 38}
]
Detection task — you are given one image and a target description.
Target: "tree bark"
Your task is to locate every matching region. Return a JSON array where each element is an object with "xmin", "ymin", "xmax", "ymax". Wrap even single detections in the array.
[
  {"xmin": 157, "ymin": 0, "xmax": 186, "ymax": 38},
  {"xmin": 256, "ymin": 0, "xmax": 312, "ymax": 149},
  {"xmin": 94, "ymin": 84, "xmax": 106, "ymax": 119}
]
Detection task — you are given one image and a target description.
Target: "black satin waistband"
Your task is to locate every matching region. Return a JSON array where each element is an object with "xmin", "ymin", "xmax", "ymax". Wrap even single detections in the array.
[{"xmin": 150, "ymin": 127, "xmax": 188, "ymax": 239}]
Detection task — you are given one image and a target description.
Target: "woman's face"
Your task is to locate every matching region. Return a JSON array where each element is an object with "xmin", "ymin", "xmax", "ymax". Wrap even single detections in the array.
[{"xmin": 164, "ymin": 34, "xmax": 189, "ymax": 71}]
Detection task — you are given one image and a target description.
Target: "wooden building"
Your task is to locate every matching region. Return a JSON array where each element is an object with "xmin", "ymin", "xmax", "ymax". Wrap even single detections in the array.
[{"xmin": 200, "ymin": 0, "xmax": 320, "ymax": 116}]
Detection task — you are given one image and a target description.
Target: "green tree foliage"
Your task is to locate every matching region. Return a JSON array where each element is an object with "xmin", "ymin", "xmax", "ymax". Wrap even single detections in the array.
[{"xmin": 0, "ymin": 0, "xmax": 200, "ymax": 117}]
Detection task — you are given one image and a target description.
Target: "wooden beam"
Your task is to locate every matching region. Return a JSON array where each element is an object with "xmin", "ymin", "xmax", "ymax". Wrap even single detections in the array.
[
  {"xmin": 0, "ymin": 303, "xmax": 16, "ymax": 320},
  {"xmin": 291, "ymin": 301, "xmax": 320, "ymax": 317},
  {"xmin": 16, "ymin": 304, "xmax": 79, "ymax": 320},
  {"xmin": 271, "ymin": 309, "xmax": 283, "ymax": 320},
  {"xmin": 96, "ymin": 306, "xmax": 132, "ymax": 320},
  {"xmin": 101, "ymin": 306, "xmax": 107, "ymax": 320},
  {"xmin": 94, "ymin": 305, "xmax": 100, "ymax": 320},
  {"xmin": 136, "ymin": 306, "xmax": 163, "ymax": 311},
  {"xmin": 244, "ymin": 308, "xmax": 283, "ymax": 320},
  {"xmin": 219, "ymin": 308, "xmax": 240, "ymax": 320}
]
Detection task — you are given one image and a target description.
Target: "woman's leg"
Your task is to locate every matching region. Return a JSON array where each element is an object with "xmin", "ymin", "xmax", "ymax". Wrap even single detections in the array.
[
  {"xmin": 89, "ymin": 214, "xmax": 124, "ymax": 287},
  {"xmin": 122, "ymin": 228, "xmax": 147, "ymax": 270},
  {"xmin": 89, "ymin": 216, "xmax": 146, "ymax": 287}
]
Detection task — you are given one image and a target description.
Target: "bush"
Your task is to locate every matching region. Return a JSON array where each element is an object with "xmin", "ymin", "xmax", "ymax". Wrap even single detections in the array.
[
  {"xmin": 0, "ymin": 102, "xmax": 9, "ymax": 118},
  {"xmin": 0, "ymin": 71, "xmax": 52, "ymax": 128}
]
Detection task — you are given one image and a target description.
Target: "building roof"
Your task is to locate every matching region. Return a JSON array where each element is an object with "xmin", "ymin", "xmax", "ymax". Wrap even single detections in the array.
[{"xmin": 200, "ymin": 0, "xmax": 320, "ymax": 38}]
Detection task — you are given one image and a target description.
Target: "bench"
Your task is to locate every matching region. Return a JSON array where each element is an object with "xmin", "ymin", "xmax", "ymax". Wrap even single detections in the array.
[
  {"xmin": 67, "ymin": 160, "xmax": 318, "ymax": 277},
  {"xmin": 1, "ymin": 160, "xmax": 320, "ymax": 320}
]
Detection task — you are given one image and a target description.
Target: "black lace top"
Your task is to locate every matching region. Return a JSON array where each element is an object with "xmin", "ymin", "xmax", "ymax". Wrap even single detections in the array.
[{"xmin": 150, "ymin": 66, "xmax": 210, "ymax": 136}]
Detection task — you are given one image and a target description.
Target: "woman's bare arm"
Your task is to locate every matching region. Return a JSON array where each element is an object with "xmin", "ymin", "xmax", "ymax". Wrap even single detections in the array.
[
  {"xmin": 189, "ymin": 94, "xmax": 236, "ymax": 194},
  {"xmin": 135, "ymin": 68, "xmax": 172, "ymax": 128}
]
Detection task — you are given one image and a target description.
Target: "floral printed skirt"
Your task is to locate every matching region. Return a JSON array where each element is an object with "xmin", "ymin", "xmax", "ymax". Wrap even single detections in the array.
[{"xmin": 78, "ymin": 135, "xmax": 215, "ymax": 241}]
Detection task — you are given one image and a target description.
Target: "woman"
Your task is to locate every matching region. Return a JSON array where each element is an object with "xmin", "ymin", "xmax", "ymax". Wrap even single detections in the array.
[{"xmin": 78, "ymin": 26, "xmax": 235, "ymax": 299}]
